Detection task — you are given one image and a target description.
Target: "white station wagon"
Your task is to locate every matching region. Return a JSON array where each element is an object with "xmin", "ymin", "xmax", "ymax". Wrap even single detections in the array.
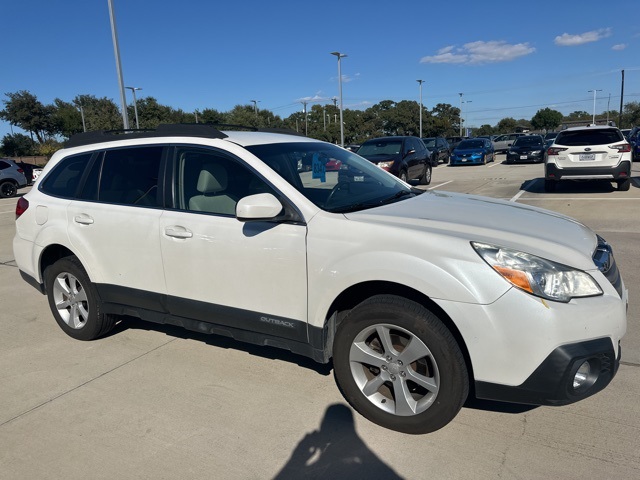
[{"xmin": 13, "ymin": 124, "xmax": 628, "ymax": 434}]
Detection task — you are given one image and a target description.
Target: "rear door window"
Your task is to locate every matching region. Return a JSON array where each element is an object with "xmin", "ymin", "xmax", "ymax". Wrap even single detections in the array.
[{"xmin": 40, "ymin": 153, "xmax": 93, "ymax": 198}]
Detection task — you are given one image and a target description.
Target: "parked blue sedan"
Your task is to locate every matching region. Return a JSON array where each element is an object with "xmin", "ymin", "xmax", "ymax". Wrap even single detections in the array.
[{"xmin": 449, "ymin": 138, "xmax": 495, "ymax": 166}]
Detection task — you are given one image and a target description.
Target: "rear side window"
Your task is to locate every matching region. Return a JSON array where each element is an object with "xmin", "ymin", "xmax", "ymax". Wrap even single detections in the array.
[
  {"xmin": 0, "ymin": 160, "xmax": 10, "ymax": 170},
  {"xmin": 556, "ymin": 129, "xmax": 624, "ymax": 146},
  {"xmin": 95, "ymin": 146, "xmax": 163, "ymax": 206},
  {"xmin": 40, "ymin": 153, "xmax": 93, "ymax": 198}
]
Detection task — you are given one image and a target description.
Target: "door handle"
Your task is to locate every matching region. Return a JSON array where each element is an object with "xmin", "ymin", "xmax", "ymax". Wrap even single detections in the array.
[
  {"xmin": 164, "ymin": 226, "xmax": 193, "ymax": 239},
  {"xmin": 74, "ymin": 214, "xmax": 94, "ymax": 225}
]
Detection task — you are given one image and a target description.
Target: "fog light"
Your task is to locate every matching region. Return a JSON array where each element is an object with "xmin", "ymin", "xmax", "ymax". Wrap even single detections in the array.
[{"xmin": 573, "ymin": 361, "xmax": 592, "ymax": 390}]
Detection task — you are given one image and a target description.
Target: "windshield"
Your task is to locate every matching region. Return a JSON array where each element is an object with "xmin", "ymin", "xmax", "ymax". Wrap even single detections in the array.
[
  {"xmin": 245, "ymin": 142, "xmax": 417, "ymax": 213},
  {"xmin": 422, "ymin": 138, "xmax": 436, "ymax": 148},
  {"xmin": 357, "ymin": 140, "xmax": 402, "ymax": 156},
  {"xmin": 513, "ymin": 136, "xmax": 543, "ymax": 146},
  {"xmin": 457, "ymin": 140, "xmax": 484, "ymax": 149}
]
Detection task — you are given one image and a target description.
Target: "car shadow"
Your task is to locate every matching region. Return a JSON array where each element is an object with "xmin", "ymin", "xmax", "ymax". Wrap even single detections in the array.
[
  {"xmin": 463, "ymin": 396, "xmax": 537, "ymax": 414},
  {"xmin": 108, "ymin": 316, "xmax": 333, "ymax": 376},
  {"xmin": 520, "ymin": 178, "xmax": 621, "ymax": 194}
]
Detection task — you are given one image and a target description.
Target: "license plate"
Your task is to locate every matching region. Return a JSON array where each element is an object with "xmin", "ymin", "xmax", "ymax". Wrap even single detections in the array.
[
  {"xmin": 579, "ymin": 153, "xmax": 595, "ymax": 161},
  {"xmin": 520, "ymin": 155, "xmax": 528, "ymax": 160},
  {"xmin": 461, "ymin": 158, "xmax": 467, "ymax": 162}
]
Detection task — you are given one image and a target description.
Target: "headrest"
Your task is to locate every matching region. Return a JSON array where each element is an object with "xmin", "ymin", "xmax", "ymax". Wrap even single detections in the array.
[{"xmin": 197, "ymin": 164, "xmax": 227, "ymax": 194}]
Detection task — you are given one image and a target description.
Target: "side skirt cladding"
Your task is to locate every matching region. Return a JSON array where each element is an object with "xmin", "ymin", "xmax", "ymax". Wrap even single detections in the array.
[{"xmin": 96, "ymin": 283, "xmax": 329, "ymax": 363}]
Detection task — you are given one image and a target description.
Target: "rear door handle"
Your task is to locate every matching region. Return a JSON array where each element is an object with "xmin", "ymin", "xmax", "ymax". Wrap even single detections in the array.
[
  {"xmin": 164, "ymin": 226, "xmax": 193, "ymax": 239},
  {"xmin": 74, "ymin": 214, "xmax": 94, "ymax": 225}
]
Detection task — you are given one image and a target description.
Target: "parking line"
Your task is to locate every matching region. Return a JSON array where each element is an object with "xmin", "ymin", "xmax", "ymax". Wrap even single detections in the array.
[
  {"xmin": 510, "ymin": 179, "xmax": 538, "ymax": 202},
  {"xmin": 428, "ymin": 180, "xmax": 454, "ymax": 190},
  {"xmin": 487, "ymin": 162, "xmax": 500, "ymax": 168}
]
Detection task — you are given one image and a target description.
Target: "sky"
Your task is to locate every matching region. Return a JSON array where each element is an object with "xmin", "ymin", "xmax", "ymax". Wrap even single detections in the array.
[{"xmin": 2, "ymin": 0, "xmax": 640, "ymax": 139}]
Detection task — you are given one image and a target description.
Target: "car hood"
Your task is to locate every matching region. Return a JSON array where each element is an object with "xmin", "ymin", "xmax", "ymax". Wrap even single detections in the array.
[
  {"xmin": 511, "ymin": 145, "xmax": 543, "ymax": 151},
  {"xmin": 345, "ymin": 190, "xmax": 597, "ymax": 270},
  {"xmin": 453, "ymin": 148, "xmax": 485, "ymax": 155}
]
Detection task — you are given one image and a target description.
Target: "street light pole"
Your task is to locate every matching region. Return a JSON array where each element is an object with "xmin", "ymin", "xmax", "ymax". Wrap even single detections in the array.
[
  {"xmin": 458, "ymin": 93, "xmax": 463, "ymax": 136},
  {"xmin": 417, "ymin": 80, "xmax": 424, "ymax": 138},
  {"xmin": 462, "ymin": 100, "xmax": 472, "ymax": 136},
  {"xmin": 78, "ymin": 102, "xmax": 86, "ymax": 132},
  {"xmin": 107, "ymin": 0, "xmax": 129, "ymax": 129},
  {"xmin": 588, "ymin": 89, "xmax": 602, "ymax": 125},
  {"xmin": 331, "ymin": 52, "xmax": 347, "ymax": 147},
  {"xmin": 125, "ymin": 86, "xmax": 142, "ymax": 129},
  {"xmin": 250, "ymin": 99, "xmax": 259, "ymax": 118}
]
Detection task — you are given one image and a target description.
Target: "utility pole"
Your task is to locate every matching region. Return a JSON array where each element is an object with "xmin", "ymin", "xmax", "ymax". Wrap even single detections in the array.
[
  {"xmin": 417, "ymin": 80, "xmax": 424, "ymax": 138},
  {"xmin": 619, "ymin": 70, "xmax": 625, "ymax": 128},
  {"xmin": 301, "ymin": 101, "xmax": 308, "ymax": 136},
  {"xmin": 250, "ymin": 100, "xmax": 259, "ymax": 118}
]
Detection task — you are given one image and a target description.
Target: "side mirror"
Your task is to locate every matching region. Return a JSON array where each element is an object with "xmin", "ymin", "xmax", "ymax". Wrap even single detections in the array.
[{"xmin": 236, "ymin": 193, "xmax": 283, "ymax": 222}]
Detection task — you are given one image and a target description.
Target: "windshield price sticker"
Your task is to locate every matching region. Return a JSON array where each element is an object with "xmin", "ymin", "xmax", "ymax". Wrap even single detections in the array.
[{"xmin": 312, "ymin": 153, "xmax": 326, "ymax": 182}]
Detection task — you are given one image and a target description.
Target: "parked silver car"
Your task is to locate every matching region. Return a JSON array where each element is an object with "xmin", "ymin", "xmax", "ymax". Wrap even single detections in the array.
[
  {"xmin": 492, "ymin": 133, "xmax": 526, "ymax": 153},
  {"xmin": 0, "ymin": 158, "xmax": 28, "ymax": 198}
]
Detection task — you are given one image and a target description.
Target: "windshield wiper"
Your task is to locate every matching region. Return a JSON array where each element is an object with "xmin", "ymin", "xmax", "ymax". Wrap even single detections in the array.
[{"xmin": 378, "ymin": 190, "xmax": 415, "ymax": 205}]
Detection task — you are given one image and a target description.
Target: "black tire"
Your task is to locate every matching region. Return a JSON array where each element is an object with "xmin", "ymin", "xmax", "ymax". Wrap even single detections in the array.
[
  {"xmin": 0, "ymin": 181, "xmax": 17, "ymax": 198},
  {"xmin": 333, "ymin": 295, "xmax": 469, "ymax": 434},
  {"xmin": 544, "ymin": 179, "xmax": 557, "ymax": 193},
  {"xmin": 44, "ymin": 256, "xmax": 116, "ymax": 340},
  {"xmin": 617, "ymin": 178, "xmax": 630, "ymax": 191},
  {"xmin": 419, "ymin": 165, "xmax": 432, "ymax": 185},
  {"xmin": 399, "ymin": 170, "xmax": 408, "ymax": 183}
]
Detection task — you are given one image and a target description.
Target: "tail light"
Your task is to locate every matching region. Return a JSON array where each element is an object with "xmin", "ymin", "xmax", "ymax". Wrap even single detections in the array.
[
  {"xmin": 547, "ymin": 147, "xmax": 567, "ymax": 156},
  {"xmin": 611, "ymin": 143, "xmax": 631, "ymax": 153},
  {"xmin": 16, "ymin": 197, "xmax": 29, "ymax": 219},
  {"xmin": 17, "ymin": 168, "xmax": 24, "ymax": 174}
]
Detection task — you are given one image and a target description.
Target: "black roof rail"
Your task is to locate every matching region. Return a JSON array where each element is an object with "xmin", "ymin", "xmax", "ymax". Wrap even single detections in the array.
[{"xmin": 65, "ymin": 123, "xmax": 228, "ymax": 148}]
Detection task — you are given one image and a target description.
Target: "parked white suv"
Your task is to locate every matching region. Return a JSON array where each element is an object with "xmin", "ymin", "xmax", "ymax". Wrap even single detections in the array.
[
  {"xmin": 545, "ymin": 125, "xmax": 632, "ymax": 192},
  {"xmin": 13, "ymin": 124, "xmax": 627, "ymax": 434}
]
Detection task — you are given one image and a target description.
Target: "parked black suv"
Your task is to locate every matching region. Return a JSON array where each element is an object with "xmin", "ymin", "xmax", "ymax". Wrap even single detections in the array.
[{"xmin": 357, "ymin": 136, "xmax": 431, "ymax": 184}]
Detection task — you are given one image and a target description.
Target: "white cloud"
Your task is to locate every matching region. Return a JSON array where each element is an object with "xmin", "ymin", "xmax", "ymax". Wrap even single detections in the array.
[
  {"xmin": 612, "ymin": 43, "xmax": 627, "ymax": 51},
  {"xmin": 420, "ymin": 40, "xmax": 535, "ymax": 65},
  {"xmin": 554, "ymin": 28, "xmax": 612, "ymax": 46}
]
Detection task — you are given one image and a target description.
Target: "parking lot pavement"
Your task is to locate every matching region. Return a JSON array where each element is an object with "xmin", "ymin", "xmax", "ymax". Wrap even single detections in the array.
[{"xmin": 1, "ymin": 170, "xmax": 640, "ymax": 479}]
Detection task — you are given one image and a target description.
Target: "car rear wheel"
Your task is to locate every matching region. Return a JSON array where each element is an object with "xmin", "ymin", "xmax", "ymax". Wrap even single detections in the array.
[
  {"xmin": 617, "ymin": 178, "xmax": 630, "ymax": 191},
  {"xmin": 333, "ymin": 295, "xmax": 469, "ymax": 434},
  {"xmin": 44, "ymin": 256, "xmax": 117, "ymax": 340},
  {"xmin": 0, "ymin": 181, "xmax": 17, "ymax": 198}
]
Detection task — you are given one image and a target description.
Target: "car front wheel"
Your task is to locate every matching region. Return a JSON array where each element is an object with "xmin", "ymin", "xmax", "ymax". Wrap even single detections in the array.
[
  {"xmin": 333, "ymin": 295, "xmax": 469, "ymax": 434},
  {"xmin": 420, "ymin": 165, "xmax": 432, "ymax": 185},
  {"xmin": 44, "ymin": 256, "xmax": 117, "ymax": 340}
]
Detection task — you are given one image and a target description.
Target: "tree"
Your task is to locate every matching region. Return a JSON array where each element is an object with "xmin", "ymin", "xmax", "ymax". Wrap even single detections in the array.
[
  {"xmin": 0, "ymin": 133, "xmax": 36, "ymax": 156},
  {"xmin": 74, "ymin": 95, "xmax": 122, "ymax": 131},
  {"xmin": 52, "ymin": 98, "xmax": 84, "ymax": 138},
  {"xmin": 622, "ymin": 101, "xmax": 640, "ymax": 128},
  {"xmin": 531, "ymin": 108, "xmax": 563, "ymax": 132},
  {"xmin": 496, "ymin": 117, "xmax": 518, "ymax": 133},
  {"xmin": 0, "ymin": 91, "xmax": 57, "ymax": 142},
  {"xmin": 565, "ymin": 111, "xmax": 591, "ymax": 121},
  {"xmin": 474, "ymin": 124, "xmax": 495, "ymax": 136}
]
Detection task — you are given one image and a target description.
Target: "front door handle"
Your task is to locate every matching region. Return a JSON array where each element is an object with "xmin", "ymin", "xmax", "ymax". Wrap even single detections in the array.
[
  {"xmin": 164, "ymin": 226, "xmax": 193, "ymax": 239},
  {"xmin": 74, "ymin": 214, "xmax": 94, "ymax": 225}
]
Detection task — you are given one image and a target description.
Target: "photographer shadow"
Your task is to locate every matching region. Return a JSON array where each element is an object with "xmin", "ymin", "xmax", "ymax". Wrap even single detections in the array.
[{"xmin": 273, "ymin": 403, "xmax": 402, "ymax": 480}]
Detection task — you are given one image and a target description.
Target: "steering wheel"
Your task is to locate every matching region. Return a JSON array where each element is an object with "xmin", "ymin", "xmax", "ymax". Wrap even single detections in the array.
[{"xmin": 325, "ymin": 181, "xmax": 351, "ymax": 208}]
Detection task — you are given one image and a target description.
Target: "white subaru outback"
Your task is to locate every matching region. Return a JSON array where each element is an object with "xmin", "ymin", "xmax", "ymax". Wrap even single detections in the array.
[{"xmin": 13, "ymin": 124, "xmax": 627, "ymax": 434}]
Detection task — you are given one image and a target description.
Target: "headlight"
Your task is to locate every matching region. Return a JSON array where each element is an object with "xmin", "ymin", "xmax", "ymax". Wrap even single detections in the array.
[
  {"xmin": 378, "ymin": 161, "xmax": 394, "ymax": 169},
  {"xmin": 472, "ymin": 242, "xmax": 602, "ymax": 303}
]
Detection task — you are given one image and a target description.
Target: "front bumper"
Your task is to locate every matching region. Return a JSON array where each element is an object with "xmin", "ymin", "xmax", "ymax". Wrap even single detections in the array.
[
  {"xmin": 450, "ymin": 155, "xmax": 483, "ymax": 165},
  {"xmin": 475, "ymin": 338, "xmax": 621, "ymax": 405},
  {"xmin": 507, "ymin": 151, "xmax": 544, "ymax": 163}
]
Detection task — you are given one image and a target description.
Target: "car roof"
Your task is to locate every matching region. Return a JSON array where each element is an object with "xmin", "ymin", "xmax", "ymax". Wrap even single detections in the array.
[{"xmin": 561, "ymin": 125, "xmax": 619, "ymax": 132}]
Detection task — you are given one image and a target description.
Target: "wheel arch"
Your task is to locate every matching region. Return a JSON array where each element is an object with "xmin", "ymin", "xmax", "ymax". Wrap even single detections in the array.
[
  {"xmin": 322, "ymin": 280, "xmax": 475, "ymax": 384},
  {"xmin": 39, "ymin": 244, "xmax": 78, "ymax": 286}
]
